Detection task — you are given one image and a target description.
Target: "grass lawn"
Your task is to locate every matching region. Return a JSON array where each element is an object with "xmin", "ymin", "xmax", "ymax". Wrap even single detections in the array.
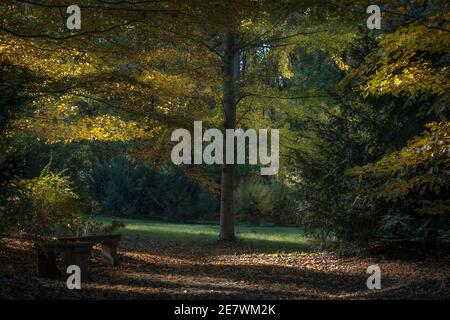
[{"xmin": 96, "ymin": 216, "xmax": 316, "ymax": 252}]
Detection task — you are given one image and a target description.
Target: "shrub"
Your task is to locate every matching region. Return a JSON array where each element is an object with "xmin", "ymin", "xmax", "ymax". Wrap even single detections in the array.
[
  {"xmin": 348, "ymin": 122, "xmax": 450, "ymax": 242},
  {"xmin": 89, "ymin": 156, "xmax": 140, "ymax": 216},
  {"xmin": 137, "ymin": 164, "xmax": 217, "ymax": 221},
  {"xmin": 2, "ymin": 161, "xmax": 94, "ymax": 237},
  {"xmin": 235, "ymin": 179, "xmax": 271, "ymax": 225},
  {"xmin": 266, "ymin": 181, "xmax": 299, "ymax": 225},
  {"xmin": 298, "ymin": 122, "xmax": 450, "ymax": 252},
  {"xmin": 235, "ymin": 179, "xmax": 297, "ymax": 226},
  {"xmin": 89, "ymin": 157, "xmax": 217, "ymax": 222}
]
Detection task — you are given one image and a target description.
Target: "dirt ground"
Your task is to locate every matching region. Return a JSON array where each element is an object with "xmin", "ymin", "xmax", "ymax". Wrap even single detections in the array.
[{"xmin": 0, "ymin": 237, "xmax": 449, "ymax": 299}]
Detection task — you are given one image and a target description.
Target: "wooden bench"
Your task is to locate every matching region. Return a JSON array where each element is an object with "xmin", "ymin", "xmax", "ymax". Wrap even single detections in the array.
[
  {"xmin": 58, "ymin": 234, "xmax": 122, "ymax": 266},
  {"xmin": 36, "ymin": 241, "xmax": 94, "ymax": 281}
]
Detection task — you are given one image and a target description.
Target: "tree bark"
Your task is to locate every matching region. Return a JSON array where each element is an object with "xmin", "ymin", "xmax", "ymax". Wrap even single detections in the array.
[{"xmin": 219, "ymin": 32, "xmax": 238, "ymax": 241}]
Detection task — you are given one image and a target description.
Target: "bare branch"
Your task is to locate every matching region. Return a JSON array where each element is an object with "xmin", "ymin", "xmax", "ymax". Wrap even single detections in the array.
[
  {"xmin": 0, "ymin": 19, "xmax": 142, "ymax": 40},
  {"xmin": 17, "ymin": 0, "xmax": 179, "ymax": 14},
  {"xmin": 242, "ymin": 93, "xmax": 338, "ymax": 100},
  {"xmin": 240, "ymin": 30, "xmax": 327, "ymax": 49}
]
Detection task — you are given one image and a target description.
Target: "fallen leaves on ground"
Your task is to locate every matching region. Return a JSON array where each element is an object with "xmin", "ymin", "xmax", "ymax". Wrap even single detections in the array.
[{"xmin": 0, "ymin": 237, "xmax": 448, "ymax": 299}]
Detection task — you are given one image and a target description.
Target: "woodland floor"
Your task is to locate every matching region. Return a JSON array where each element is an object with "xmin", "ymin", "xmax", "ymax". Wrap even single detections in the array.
[{"xmin": 0, "ymin": 236, "xmax": 449, "ymax": 300}]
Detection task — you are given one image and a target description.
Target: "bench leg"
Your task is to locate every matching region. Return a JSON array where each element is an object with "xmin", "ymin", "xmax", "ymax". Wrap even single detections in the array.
[
  {"xmin": 101, "ymin": 242, "xmax": 119, "ymax": 266},
  {"xmin": 36, "ymin": 246, "xmax": 61, "ymax": 278},
  {"xmin": 61, "ymin": 251, "xmax": 92, "ymax": 282}
]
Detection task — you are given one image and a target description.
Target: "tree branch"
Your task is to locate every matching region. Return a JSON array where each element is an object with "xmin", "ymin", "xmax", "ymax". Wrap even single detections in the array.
[
  {"xmin": 242, "ymin": 93, "xmax": 338, "ymax": 100},
  {"xmin": 0, "ymin": 19, "xmax": 142, "ymax": 40}
]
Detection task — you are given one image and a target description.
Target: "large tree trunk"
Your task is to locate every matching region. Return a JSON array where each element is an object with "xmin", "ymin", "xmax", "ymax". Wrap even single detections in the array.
[{"xmin": 219, "ymin": 32, "xmax": 238, "ymax": 241}]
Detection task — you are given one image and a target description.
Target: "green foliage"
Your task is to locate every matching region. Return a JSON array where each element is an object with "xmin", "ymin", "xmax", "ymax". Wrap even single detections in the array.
[
  {"xmin": 293, "ymin": 98, "xmax": 448, "ymax": 250},
  {"xmin": 267, "ymin": 181, "xmax": 299, "ymax": 225},
  {"xmin": 89, "ymin": 157, "xmax": 217, "ymax": 222},
  {"xmin": 1, "ymin": 161, "xmax": 94, "ymax": 237},
  {"xmin": 1, "ymin": 0, "xmax": 448, "ymax": 253},
  {"xmin": 235, "ymin": 179, "xmax": 297, "ymax": 226},
  {"xmin": 288, "ymin": 1, "xmax": 450, "ymax": 251},
  {"xmin": 89, "ymin": 157, "xmax": 140, "ymax": 216},
  {"xmin": 136, "ymin": 164, "xmax": 218, "ymax": 222},
  {"xmin": 235, "ymin": 179, "xmax": 272, "ymax": 225},
  {"xmin": 0, "ymin": 62, "xmax": 30, "ymax": 216}
]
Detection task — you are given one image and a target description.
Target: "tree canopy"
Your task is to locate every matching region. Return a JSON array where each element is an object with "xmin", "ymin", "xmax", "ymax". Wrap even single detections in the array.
[{"xmin": 0, "ymin": 0, "xmax": 448, "ymax": 247}]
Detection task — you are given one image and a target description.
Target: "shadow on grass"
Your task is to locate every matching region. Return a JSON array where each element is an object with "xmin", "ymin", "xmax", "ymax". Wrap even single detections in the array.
[
  {"xmin": 122, "ymin": 230, "xmax": 316, "ymax": 254},
  {"xmin": 97, "ymin": 216, "xmax": 317, "ymax": 253}
]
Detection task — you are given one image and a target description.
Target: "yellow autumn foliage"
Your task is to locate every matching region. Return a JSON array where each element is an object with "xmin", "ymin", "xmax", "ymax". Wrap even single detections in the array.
[{"xmin": 350, "ymin": 122, "xmax": 450, "ymax": 215}]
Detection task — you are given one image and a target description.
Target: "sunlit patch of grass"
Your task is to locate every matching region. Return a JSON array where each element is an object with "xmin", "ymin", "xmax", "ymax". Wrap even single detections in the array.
[{"xmin": 96, "ymin": 216, "xmax": 316, "ymax": 252}]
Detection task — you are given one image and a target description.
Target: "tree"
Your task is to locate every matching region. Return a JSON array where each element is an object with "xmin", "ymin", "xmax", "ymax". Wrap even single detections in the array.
[
  {"xmin": 0, "ymin": 0, "xmax": 375, "ymax": 241},
  {"xmin": 285, "ymin": 0, "xmax": 450, "ymax": 249}
]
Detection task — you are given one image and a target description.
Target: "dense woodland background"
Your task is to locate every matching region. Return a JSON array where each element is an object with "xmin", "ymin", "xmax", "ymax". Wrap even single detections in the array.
[{"xmin": 0, "ymin": 0, "xmax": 449, "ymax": 254}]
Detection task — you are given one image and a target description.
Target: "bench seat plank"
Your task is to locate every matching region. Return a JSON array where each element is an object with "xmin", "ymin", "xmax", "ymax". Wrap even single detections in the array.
[{"xmin": 58, "ymin": 234, "xmax": 122, "ymax": 265}]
